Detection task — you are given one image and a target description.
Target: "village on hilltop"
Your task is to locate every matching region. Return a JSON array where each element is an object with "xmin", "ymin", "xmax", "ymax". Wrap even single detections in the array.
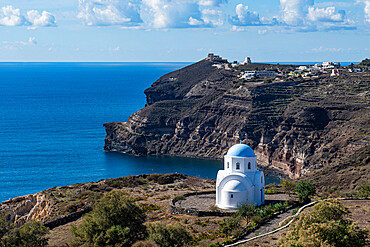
[{"xmin": 206, "ymin": 53, "xmax": 368, "ymax": 81}]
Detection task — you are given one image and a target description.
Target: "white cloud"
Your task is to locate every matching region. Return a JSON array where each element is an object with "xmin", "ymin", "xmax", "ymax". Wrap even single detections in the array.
[
  {"xmin": 78, "ymin": 0, "xmax": 222, "ymax": 28},
  {"xmin": 1, "ymin": 37, "xmax": 37, "ymax": 50},
  {"xmin": 142, "ymin": 0, "xmax": 211, "ymax": 28},
  {"xmin": 78, "ymin": 0, "xmax": 142, "ymax": 26},
  {"xmin": 230, "ymin": 4, "xmax": 261, "ymax": 26},
  {"xmin": 312, "ymin": 46, "xmax": 344, "ymax": 52},
  {"xmin": 0, "ymin": 5, "xmax": 56, "ymax": 27},
  {"xmin": 201, "ymin": 9, "xmax": 223, "ymax": 26},
  {"xmin": 0, "ymin": 6, "xmax": 27, "ymax": 26},
  {"xmin": 280, "ymin": 0, "xmax": 313, "ymax": 26},
  {"xmin": 357, "ymin": 0, "xmax": 370, "ymax": 23},
  {"xmin": 278, "ymin": 0, "xmax": 354, "ymax": 31},
  {"xmin": 28, "ymin": 37, "xmax": 37, "ymax": 45},
  {"xmin": 109, "ymin": 46, "xmax": 120, "ymax": 51},
  {"xmin": 198, "ymin": 0, "xmax": 227, "ymax": 7},
  {"xmin": 27, "ymin": 10, "xmax": 56, "ymax": 26},
  {"xmin": 307, "ymin": 7, "xmax": 345, "ymax": 22}
]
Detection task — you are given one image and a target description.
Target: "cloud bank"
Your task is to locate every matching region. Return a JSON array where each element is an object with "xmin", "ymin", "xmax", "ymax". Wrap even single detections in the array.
[
  {"xmin": 78, "ymin": 0, "xmax": 225, "ymax": 28},
  {"xmin": 230, "ymin": 0, "xmax": 355, "ymax": 32},
  {"xmin": 0, "ymin": 5, "xmax": 56, "ymax": 27}
]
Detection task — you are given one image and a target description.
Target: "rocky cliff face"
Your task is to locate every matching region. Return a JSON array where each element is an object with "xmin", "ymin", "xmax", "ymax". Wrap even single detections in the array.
[
  {"xmin": 104, "ymin": 59, "xmax": 370, "ymax": 180},
  {"xmin": 0, "ymin": 193, "xmax": 55, "ymax": 226}
]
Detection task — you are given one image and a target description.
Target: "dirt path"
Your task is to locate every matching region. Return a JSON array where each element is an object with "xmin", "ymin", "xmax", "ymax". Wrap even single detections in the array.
[{"xmin": 243, "ymin": 208, "xmax": 295, "ymax": 238}]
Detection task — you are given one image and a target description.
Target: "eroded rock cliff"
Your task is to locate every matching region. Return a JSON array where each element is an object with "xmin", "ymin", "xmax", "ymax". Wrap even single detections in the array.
[{"xmin": 104, "ymin": 59, "xmax": 370, "ymax": 181}]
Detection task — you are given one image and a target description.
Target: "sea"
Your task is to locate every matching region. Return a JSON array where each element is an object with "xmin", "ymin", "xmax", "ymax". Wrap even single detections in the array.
[{"xmin": 0, "ymin": 62, "xmax": 287, "ymax": 203}]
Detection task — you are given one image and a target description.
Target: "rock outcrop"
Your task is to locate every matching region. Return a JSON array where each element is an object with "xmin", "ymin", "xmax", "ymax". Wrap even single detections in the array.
[
  {"xmin": 104, "ymin": 59, "xmax": 370, "ymax": 180},
  {"xmin": 0, "ymin": 193, "xmax": 55, "ymax": 226}
]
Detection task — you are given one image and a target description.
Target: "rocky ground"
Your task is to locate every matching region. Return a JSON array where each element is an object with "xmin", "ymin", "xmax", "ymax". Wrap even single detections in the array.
[{"xmin": 103, "ymin": 58, "xmax": 369, "ymax": 193}]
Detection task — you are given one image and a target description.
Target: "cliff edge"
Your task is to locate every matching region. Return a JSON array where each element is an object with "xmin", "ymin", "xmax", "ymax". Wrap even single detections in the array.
[{"xmin": 103, "ymin": 58, "xmax": 369, "ymax": 187}]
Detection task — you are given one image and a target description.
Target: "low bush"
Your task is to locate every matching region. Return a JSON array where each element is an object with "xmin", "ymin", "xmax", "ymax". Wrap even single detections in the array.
[
  {"xmin": 265, "ymin": 189, "xmax": 278, "ymax": 194},
  {"xmin": 174, "ymin": 195, "xmax": 186, "ymax": 201},
  {"xmin": 106, "ymin": 176, "xmax": 147, "ymax": 188},
  {"xmin": 0, "ymin": 217, "xmax": 49, "ymax": 247},
  {"xmin": 71, "ymin": 191, "xmax": 146, "ymax": 246},
  {"xmin": 279, "ymin": 199, "xmax": 369, "ymax": 247},
  {"xmin": 147, "ymin": 223, "xmax": 192, "ymax": 247},
  {"xmin": 218, "ymin": 217, "xmax": 241, "ymax": 236}
]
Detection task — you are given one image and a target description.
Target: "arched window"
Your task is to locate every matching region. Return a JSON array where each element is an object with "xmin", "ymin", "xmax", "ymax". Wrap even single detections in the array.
[
  {"xmin": 236, "ymin": 162, "xmax": 240, "ymax": 170},
  {"xmin": 261, "ymin": 176, "xmax": 263, "ymax": 183},
  {"xmin": 230, "ymin": 194, "xmax": 233, "ymax": 198},
  {"xmin": 227, "ymin": 162, "xmax": 229, "ymax": 168},
  {"xmin": 248, "ymin": 162, "xmax": 251, "ymax": 169}
]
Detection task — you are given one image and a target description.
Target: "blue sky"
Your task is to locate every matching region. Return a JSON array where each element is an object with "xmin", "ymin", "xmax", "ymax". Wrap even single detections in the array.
[{"xmin": 0, "ymin": 0, "xmax": 369, "ymax": 62}]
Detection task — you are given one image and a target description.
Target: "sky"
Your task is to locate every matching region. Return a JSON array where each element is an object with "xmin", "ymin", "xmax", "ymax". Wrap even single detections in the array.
[{"xmin": 0, "ymin": 0, "xmax": 369, "ymax": 62}]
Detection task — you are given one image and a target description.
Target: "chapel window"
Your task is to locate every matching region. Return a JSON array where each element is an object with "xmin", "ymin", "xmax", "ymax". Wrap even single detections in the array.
[
  {"xmin": 248, "ymin": 162, "xmax": 251, "ymax": 169},
  {"xmin": 236, "ymin": 162, "xmax": 240, "ymax": 170},
  {"xmin": 227, "ymin": 162, "xmax": 229, "ymax": 168},
  {"xmin": 230, "ymin": 194, "xmax": 233, "ymax": 198}
]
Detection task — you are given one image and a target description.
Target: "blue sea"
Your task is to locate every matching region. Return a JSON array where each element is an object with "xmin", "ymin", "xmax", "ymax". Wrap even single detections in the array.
[{"xmin": 0, "ymin": 63, "xmax": 280, "ymax": 203}]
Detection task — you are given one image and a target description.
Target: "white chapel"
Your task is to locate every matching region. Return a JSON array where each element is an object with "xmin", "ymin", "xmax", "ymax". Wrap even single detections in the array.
[{"xmin": 216, "ymin": 143, "xmax": 265, "ymax": 209}]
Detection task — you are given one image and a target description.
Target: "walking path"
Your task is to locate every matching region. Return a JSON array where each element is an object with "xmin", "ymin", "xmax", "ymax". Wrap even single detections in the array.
[{"xmin": 225, "ymin": 201, "xmax": 317, "ymax": 247}]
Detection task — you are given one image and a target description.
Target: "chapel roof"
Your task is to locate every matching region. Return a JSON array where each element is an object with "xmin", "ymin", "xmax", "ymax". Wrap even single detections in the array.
[{"xmin": 226, "ymin": 144, "xmax": 256, "ymax": 158}]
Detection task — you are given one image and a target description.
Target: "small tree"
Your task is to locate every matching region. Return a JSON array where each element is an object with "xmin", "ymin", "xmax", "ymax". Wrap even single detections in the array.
[
  {"xmin": 281, "ymin": 179, "xmax": 296, "ymax": 197},
  {"xmin": 147, "ymin": 223, "xmax": 192, "ymax": 247},
  {"xmin": 72, "ymin": 191, "xmax": 146, "ymax": 246},
  {"xmin": 235, "ymin": 203, "xmax": 256, "ymax": 223},
  {"xmin": 295, "ymin": 181, "xmax": 315, "ymax": 203}
]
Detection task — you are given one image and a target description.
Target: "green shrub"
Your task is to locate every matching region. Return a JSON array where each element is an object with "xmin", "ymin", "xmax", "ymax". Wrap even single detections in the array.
[
  {"xmin": 106, "ymin": 176, "xmax": 147, "ymax": 188},
  {"xmin": 174, "ymin": 195, "xmax": 185, "ymax": 201},
  {"xmin": 147, "ymin": 223, "xmax": 192, "ymax": 247},
  {"xmin": 295, "ymin": 181, "xmax": 315, "ymax": 203},
  {"xmin": 251, "ymin": 215, "xmax": 263, "ymax": 224},
  {"xmin": 194, "ymin": 219, "xmax": 206, "ymax": 227},
  {"xmin": 0, "ymin": 219, "xmax": 49, "ymax": 247},
  {"xmin": 272, "ymin": 202, "xmax": 286, "ymax": 213},
  {"xmin": 141, "ymin": 204, "xmax": 161, "ymax": 213},
  {"xmin": 265, "ymin": 189, "xmax": 278, "ymax": 194},
  {"xmin": 218, "ymin": 218, "xmax": 241, "ymax": 236},
  {"xmin": 357, "ymin": 182, "xmax": 370, "ymax": 198},
  {"xmin": 257, "ymin": 204, "xmax": 275, "ymax": 219},
  {"xmin": 72, "ymin": 191, "xmax": 146, "ymax": 246},
  {"xmin": 235, "ymin": 203, "xmax": 256, "ymax": 223},
  {"xmin": 279, "ymin": 199, "xmax": 368, "ymax": 247}
]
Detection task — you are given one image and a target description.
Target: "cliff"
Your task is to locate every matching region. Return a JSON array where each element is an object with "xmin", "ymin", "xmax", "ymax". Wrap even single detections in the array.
[{"xmin": 104, "ymin": 58, "xmax": 369, "ymax": 185}]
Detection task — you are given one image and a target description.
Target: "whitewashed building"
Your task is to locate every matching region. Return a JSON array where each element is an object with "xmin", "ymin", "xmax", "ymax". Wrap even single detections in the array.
[{"xmin": 216, "ymin": 144, "xmax": 265, "ymax": 209}]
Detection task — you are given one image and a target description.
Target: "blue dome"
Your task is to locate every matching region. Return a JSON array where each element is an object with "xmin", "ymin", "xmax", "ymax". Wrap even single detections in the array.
[{"xmin": 227, "ymin": 144, "xmax": 256, "ymax": 157}]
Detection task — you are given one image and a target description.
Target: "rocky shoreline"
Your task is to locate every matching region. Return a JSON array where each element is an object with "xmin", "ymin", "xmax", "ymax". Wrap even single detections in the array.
[{"xmin": 104, "ymin": 58, "xmax": 369, "ymax": 187}]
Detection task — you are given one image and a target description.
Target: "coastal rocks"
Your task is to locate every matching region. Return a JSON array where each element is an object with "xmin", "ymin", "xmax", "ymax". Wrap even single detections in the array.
[
  {"xmin": 104, "ymin": 59, "xmax": 370, "ymax": 181},
  {"xmin": 1, "ymin": 193, "xmax": 54, "ymax": 226}
]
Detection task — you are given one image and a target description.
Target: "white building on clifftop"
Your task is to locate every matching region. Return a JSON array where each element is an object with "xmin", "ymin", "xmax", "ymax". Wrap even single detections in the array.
[{"xmin": 216, "ymin": 144, "xmax": 265, "ymax": 209}]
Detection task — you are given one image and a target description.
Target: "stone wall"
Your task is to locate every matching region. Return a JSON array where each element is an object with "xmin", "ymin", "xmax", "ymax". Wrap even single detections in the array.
[{"xmin": 169, "ymin": 191, "xmax": 233, "ymax": 217}]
